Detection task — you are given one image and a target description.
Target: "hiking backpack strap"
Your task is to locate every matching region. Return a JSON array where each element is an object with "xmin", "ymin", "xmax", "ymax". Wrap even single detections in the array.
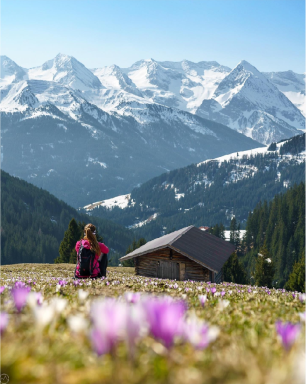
[{"xmin": 74, "ymin": 241, "xmax": 84, "ymax": 278}]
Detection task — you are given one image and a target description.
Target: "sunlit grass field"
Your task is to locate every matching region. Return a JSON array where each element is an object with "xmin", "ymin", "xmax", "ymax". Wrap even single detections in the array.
[{"xmin": 1, "ymin": 264, "xmax": 305, "ymax": 384}]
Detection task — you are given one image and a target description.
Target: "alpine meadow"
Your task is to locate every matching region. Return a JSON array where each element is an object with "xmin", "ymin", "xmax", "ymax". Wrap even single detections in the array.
[{"xmin": 1, "ymin": 1, "xmax": 305, "ymax": 383}]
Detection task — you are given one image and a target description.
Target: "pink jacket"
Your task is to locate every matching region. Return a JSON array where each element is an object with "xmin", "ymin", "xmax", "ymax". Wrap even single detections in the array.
[{"xmin": 75, "ymin": 240, "xmax": 109, "ymax": 278}]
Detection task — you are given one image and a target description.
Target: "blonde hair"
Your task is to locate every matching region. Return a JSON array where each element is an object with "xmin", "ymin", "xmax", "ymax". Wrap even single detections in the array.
[{"xmin": 83, "ymin": 223, "xmax": 101, "ymax": 257}]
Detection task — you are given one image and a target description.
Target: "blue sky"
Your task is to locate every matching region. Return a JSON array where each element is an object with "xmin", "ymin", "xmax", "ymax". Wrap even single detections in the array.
[{"xmin": 1, "ymin": 0, "xmax": 305, "ymax": 72}]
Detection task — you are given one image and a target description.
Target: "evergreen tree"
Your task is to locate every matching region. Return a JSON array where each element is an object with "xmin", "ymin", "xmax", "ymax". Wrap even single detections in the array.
[
  {"xmin": 55, "ymin": 218, "xmax": 81, "ymax": 264},
  {"xmin": 229, "ymin": 217, "xmax": 240, "ymax": 246},
  {"xmin": 284, "ymin": 254, "xmax": 305, "ymax": 293},
  {"xmin": 122, "ymin": 238, "xmax": 147, "ymax": 267},
  {"xmin": 223, "ymin": 252, "xmax": 248, "ymax": 284},
  {"xmin": 254, "ymin": 243, "xmax": 275, "ymax": 287}
]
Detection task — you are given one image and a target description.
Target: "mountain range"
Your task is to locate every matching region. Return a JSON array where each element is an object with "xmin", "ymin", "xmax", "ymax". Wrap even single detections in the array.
[
  {"xmin": 83, "ymin": 134, "xmax": 305, "ymax": 241},
  {"xmin": 1, "ymin": 54, "xmax": 304, "ymax": 207}
]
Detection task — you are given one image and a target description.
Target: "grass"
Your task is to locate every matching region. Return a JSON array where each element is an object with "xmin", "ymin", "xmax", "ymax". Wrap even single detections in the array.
[{"xmin": 0, "ymin": 263, "xmax": 305, "ymax": 384}]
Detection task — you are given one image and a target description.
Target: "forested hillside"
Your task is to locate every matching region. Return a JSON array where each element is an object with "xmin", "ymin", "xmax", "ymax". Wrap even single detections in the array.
[
  {"xmin": 87, "ymin": 134, "xmax": 305, "ymax": 241},
  {"xmin": 242, "ymin": 182, "xmax": 305, "ymax": 288},
  {"xmin": 1, "ymin": 171, "xmax": 134, "ymax": 264}
]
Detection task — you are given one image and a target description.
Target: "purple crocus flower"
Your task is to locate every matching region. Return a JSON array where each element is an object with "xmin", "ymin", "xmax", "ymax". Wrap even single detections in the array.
[
  {"xmin": 58, "ymin": 280, "xmax": 67, "ymax": 286},
  {"xmin": 90, "ymin": 299, "xmax": 127, "ymax": 355},
  {"xmin": 221, "ymin": 291, "xmax": 226, "ymax": 297},
  {"xmin": 11, "ymin": 287, "xmax": 31, "ymax": 312},
  {"xmin": 211, "ymin": 287, "xmax": 217, "ymax": 295},
  {"xmin": 143, "ymin": 297, "xmax": 186, "ymax": 348},
  {"xmin": 14, "ymin": 281, "xmax": 26, "ymax": 289},
  {"xmin": 198, "ymin": 295, "xmax": 207, "ymax": 307},
  {"xmin": 90, "ymin": 327, "xmax": 111, "ymax": 356},
  {"xmin": 275, "ymin": 321, "xmax": 301, "ymax": 351},
  {"xmin": 0, "ymin": 312, "xmax": 9, "ymax": 334},
  {"xmin": 292, "ymin": 293, "xmax": 296, "ymax": 299},
  {"xmin": 0, "ymin": 286, "xmax": 5, "ymax": 294}
]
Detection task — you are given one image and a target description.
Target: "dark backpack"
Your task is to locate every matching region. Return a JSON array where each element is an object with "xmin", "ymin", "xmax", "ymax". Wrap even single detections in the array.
[{"xmin": 74, "ymin": 242, "xmax": 95, "ymax": 278}]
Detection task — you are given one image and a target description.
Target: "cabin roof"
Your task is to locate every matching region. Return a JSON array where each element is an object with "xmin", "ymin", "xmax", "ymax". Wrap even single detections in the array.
[{"xmin": 120, "ymin": 225, "xmax": 235, "ymax": 273}]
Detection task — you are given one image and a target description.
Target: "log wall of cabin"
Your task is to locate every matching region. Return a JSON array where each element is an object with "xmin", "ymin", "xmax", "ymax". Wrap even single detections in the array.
[{"xmin": 134, "ymin": 247, "xmax": 211, "ymax": 281}]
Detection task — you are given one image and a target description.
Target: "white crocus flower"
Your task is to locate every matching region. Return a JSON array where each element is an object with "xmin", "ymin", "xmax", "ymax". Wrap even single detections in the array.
[
  {"xmin": 50, "ymin": 298, "xmax": 68, "ymax": 314},
  {"xmin": 217, "ymin": 299, "xmax": 230, "ymax": 310},
  {"xmin": 78, "ymin": 289, "xmax": 89, "ymax": 302},
  {"xmin": 27, "ymin": 292, "xmax": 43, "ymax": 308},
  {"xmin": 67, "ymin": 315, "xmax": 89, "ymax": 333},
  {"xmin": 32, "ymin": 304, "xmax": 55, "ymax": 328},
  {"xmin": 299, "ymin": 312, "xmax": 306, "ymax": 323}
]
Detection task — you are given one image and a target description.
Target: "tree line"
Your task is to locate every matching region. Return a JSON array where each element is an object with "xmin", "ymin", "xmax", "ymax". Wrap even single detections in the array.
[
  {"xmin": 1, "ymin": 170, "xmax": 134, "ymax": 265},
  {"xmin": 210, "ymin": 182, "xmax": 305, "ymax": 291}
]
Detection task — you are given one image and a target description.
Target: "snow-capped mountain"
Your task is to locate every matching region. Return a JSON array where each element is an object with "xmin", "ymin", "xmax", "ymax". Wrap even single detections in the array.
[
  {"xmin": 0, "ymin": 53, "xmax": 304, "ymax": 207},
  {"xmin": 196, "ymin": 61, "xmax": 304, "ymax": 144},
  {"xmin": 28, "ymin": 53, "xmax": 102, "ymax": 91},
  {"xmin": 92, "ymin": 65, "xmax": 142, "ymax": 97},
  {"xmin": 1, "ymin": 54, "xmax": 262, "ymax": 207},
  {"xmin": 263, "ymin": 70, "xmax": 305, "ymax": 116},
  {"xmin": 119, "ymin": 59, "xmax": 230, "ymax": 112},
  {"xmin": 0, "ymin": 56, "xmax": 27, "ymax": 85}
]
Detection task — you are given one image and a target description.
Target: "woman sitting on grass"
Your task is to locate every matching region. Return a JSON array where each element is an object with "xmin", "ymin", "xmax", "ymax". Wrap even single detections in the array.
[{"xmin": 75, "ymin": 223, "xmax": 109, "ymax": 279}]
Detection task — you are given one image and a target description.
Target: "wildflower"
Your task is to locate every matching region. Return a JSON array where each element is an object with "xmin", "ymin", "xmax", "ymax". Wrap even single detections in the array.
[
  {"xmin": 217, "ymin": 300, "xmax": 230, "ymax": 311},
  {"xmin": 0, "ymin": 312, "xmax": 9, "ymax": 335},
  {"xmin": 124, "ymin": 292, "xmax": 141, "ymax": 304},
  {"xmin": 211, "ymin": 287, "xmax": 217, "ymax": 295},
  {"xmin": 27, "ymin": 292, "xmax": 43, "ymax": 308},
  {"xmin": 58, "ymin": 280, "xmax": 67, "ymax": 287},
  {"xmin": 67, "ymin": 315, "xmax": 89, "ymax": 333},
  {"xmin": 78, "ymin": 289, "xmax": 89, "ymax": 302},
  {"xmin": 275, "ymin": 321, "xmax": 301, "ymax": 351},
  {"xmin": 14, "ymin": 281, "xmax": 26, "ymax": 289},
  {"xmin": 50, "ymin": 297, "xmax": 68, "ymax": 314},
  {"xmin": 32, "ymin": 303, "xmax": 55, "ymax": 328},
  {"xmin": 125, "ymin": 303, "xmax": 147, "ymax": 356},
  {"xmin": 299, "ymin": 293, "xmax": 306, "ymax": 303},
  {"xmin": 183, "ymin": 314, "xmax": 219, "ymax": 349},
  {"xmin": 299, "ymin": 312, "xmax": 306, "ymax": 323},
  {"xmin": 11, "ymin": 286, "xmax": 31, "ymax": 312},
  {"xmin": 198, "ymin": 295, "xmax": 207, "ymax": 307},
  {"xmin": 0, "ymin": 286, "xmax": 5, "ymax": 294},
  {"xmin": 221, "ymin": 291, "xmax": 226, "ymax": 297},
  {"xmin": 90, "ymin": 299, "xmax": 127, "ymax": 355},
  {"xmin": 143, "ymin": 296, "xmax": 186, "ymax": 348}
]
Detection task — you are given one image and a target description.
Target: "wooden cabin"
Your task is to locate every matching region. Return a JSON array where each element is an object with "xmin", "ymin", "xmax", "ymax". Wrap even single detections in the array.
[{"xmin": 119, "ymin": 226, "xmax": 235, "ymax": 282}]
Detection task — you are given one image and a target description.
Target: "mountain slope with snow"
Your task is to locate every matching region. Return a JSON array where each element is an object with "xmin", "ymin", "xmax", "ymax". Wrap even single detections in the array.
[
  {"xmin": 0, "ymin": 56, "xmax": 27, "ymax": 86},
  {"xmin": 196, "ymin": 61, "xmax": 304, "ymax": 144},
  {"xmin": 85, "ymin": 134, "xmax": 305, "ymax": 241},
  {"xmin": 264, "ymin": 70, "xmax": 305, "ymax": 116}
]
